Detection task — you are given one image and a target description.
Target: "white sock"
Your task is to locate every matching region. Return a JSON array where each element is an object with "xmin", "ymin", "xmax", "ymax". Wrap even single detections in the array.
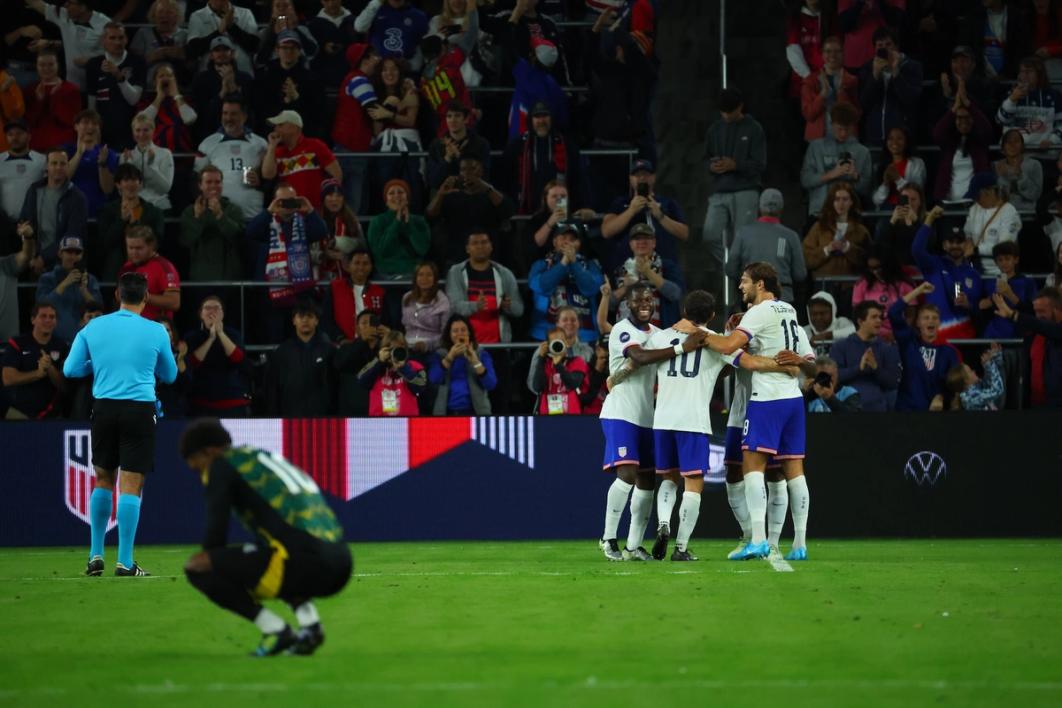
[
  {"xmin": 625, "ymin": 488, "xmax": 654, "ymax": 551},
  {"xmin": 726, "ymin": 480, "xmax": 751, "ymax": 542},
  {"xmin": 676, "ymin": 491, "xmax": 701, "ymax": 552},
  {"xmin": 656, "ymin": 479, "xmax": 678, "ymax": 532},
  {"xmin": 767, "ymin": 480, "xmax": 789, "ymax": 547},
  {"xmin": 744, "ymin": 472, "xmax": 767, "ymax": 544},
  {"xmin": 788, "ymin": 475, "xmax": 810, "ymax": 549},
  {"xmin": 603, "ymin": 478, "xmax": 633, "ymax": 540},
  {"xmin": 294, "ymin": 601, "xmax": 320, "ymax": 628},
  {"xmin": 254, "ymin": 608, "xmax": 286, "ymax": 634}
]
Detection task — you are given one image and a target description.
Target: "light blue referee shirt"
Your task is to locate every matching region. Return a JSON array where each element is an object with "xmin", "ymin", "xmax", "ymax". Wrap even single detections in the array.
[{"xmin": 63, "ymin": 309, "xmax": 178, "ymax": 402}]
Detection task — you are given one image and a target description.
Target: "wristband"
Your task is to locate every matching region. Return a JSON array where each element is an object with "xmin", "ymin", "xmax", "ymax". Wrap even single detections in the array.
[{"xmin": 673, "ymin": 343, "xmax": 684, "ymax": 356}]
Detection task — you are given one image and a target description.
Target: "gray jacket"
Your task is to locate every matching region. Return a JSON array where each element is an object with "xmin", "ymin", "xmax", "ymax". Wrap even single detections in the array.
[
  {"xmin": 726, "ymin": 218, "xmax": 807, "ymax": 303},
  {"xmin": 704, "ymin": 114, "xmax": 767, "ymax": 194},
  {"xmin": 445, "ymin": 260, "xmax": 525, "ymax": 342},
  {"xmin": 800, "ymin": 136, "xmax": 872, "ymax": 215}
]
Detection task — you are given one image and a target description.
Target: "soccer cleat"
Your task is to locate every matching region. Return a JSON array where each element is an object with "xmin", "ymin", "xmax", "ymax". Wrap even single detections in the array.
[
  {"xmin": 670, "ymin": 548, "xmax": 699, "ymax": 561},
  {"xmin": 622, "ymin": 546, "xmax": 653, "ymax": 561},
  {"xmin": 114, "ymin": 562, "xmax": 151, "ymax": 576},
  {"xmin": 726, "ymin": 539, "xmax": 751, "ymax": 560},
  {"xmin": 767, "ymin": 544, "xmax": 784, "ymax": 562},
  {"xmin": 729, "ymin": 540, "xmax": 770, "ymax": 560},
  {"xmin": 599, "ymin": 538, "xmax": 623, "ymax": 561},
  {"xmin": 650, "ymin": 523, "xmax": 670, "ymax": 560},
  {"xmin": 85, "ymin": 556, "xmax": 104, "ymax": 577},
  {"xmin": 290, "ymin": 623, "xmax": 325, "ymax": 656},
  {"xmin": 784, "ymin": 546, "xmax": 808, "ymax": 561},
  {"xmin": 253, "ymin": 626, "xmax": 297, "ymax": 657}
]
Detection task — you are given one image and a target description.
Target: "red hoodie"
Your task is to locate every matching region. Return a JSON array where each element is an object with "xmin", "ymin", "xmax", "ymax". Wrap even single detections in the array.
[{"xmin": 332, "ymin": 44, "xmax": 377, "ymax": 151}]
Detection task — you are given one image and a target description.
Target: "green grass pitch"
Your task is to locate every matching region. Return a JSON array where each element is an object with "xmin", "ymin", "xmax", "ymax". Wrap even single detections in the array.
[{"xmin": 2, "ymin": 540, "xmax": 1061, "ymax": 707}]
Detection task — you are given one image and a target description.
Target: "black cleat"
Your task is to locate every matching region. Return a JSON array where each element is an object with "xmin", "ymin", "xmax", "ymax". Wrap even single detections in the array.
[
  {"xmin": 291, "ymin": 623, "xmax": 325, "ymax": 656},
  {"xmin": 85, "ymin": 556, "xmax": 104, "ymax": 577},
  {"xmin": 114, "ymin": 562, "xmax": 151, "ymax": 577},
  {"xmin": 651, "ymin": 522, "xmax": 670, "ymax": 560},
  {"xmin": 671, "ymin": 548, "xmax": 699, "ymax": 561},
  {"xmin": 253, "ymin": 626, "xmax": 297, "ymax": 657}
]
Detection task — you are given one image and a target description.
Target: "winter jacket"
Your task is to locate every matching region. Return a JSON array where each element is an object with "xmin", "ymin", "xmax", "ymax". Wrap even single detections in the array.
[
  {"xmin": 830, "ymin": 332, "xmax": 901, "ymax": 412},
  {"xmin": 802, "ymin": 221, "xmax": 870, "ymax": 278}
]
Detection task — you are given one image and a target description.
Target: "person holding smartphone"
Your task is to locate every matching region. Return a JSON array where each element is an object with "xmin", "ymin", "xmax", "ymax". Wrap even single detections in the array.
[
  {"xmin": 601, "ymin": 158, "xmax": 689, "ymax": 272},
  {"xmin": 34, "ymin": 235, "xmax": 103, "ymax": 343}
]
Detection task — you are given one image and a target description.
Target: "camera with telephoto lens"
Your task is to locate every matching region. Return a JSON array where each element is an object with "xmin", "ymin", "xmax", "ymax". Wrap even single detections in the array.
[
  {"xmin": 814, "ymin": 371, "xmax": 833, "ymax": 388},
  {"xmin": 391, "ymin": 346, "xmax": 408, "ymax": 365},
  {"xmin": 548, "ymin": 339, "xmax": 566, "ymax": 355}
]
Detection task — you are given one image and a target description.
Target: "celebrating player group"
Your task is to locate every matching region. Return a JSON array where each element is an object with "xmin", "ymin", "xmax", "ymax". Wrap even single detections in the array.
[{"xmin": 598, "ymin": 262, "xmax": 816, "ymax": 562}]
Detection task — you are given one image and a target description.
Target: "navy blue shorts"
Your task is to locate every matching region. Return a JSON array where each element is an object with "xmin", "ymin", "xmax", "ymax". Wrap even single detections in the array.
[
  {"xmin": 741, "ymin": 398, "xmax": 806, "ymax": 459},
  {"xmin": 601, "ymin": 419, "xmax": 654, "ymax": 470},
  {"xmin": 653, "ymin": 429, "xmax": 709, "ymax": 477}
]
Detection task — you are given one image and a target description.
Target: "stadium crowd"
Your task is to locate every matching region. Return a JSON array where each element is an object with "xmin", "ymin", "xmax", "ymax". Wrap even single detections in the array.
[{"xmin": 0, "ymin": 0, "xmax": 1060, "ymax": 420}]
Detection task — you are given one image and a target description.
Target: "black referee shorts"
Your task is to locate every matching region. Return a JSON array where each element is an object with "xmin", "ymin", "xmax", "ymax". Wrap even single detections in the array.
[
  {"xmin": 207, "ymin": 540, "xmax": 353, "ymax": 603},
  {"xmin": 91, "ymin": 399, "xmax": 158, "ymax": 474}
]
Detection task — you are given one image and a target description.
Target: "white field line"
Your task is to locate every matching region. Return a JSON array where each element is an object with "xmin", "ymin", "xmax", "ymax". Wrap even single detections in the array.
[{"xmin": 767, "ymin": 556, "xmax": 794, "ymax": 573}]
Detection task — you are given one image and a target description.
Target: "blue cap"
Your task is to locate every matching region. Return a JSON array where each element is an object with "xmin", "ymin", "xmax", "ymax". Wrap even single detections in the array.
[{"xmin": 964, "ymin": 171, "xmax": 997, "ymax": 200}]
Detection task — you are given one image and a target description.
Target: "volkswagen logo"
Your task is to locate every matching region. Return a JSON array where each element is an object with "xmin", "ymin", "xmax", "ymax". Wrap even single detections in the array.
[{"xmin": 903, "ymin": 451, "xmax": 947, "ymax": 487}]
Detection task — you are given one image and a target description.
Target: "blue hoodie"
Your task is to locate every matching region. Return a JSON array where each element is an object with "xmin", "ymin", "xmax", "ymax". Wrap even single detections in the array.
[{"xmin": 911, "ymin": 224, "xmax": 981, "ymax": 333}]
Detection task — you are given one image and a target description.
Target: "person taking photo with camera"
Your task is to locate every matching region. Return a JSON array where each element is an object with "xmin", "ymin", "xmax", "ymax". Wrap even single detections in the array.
[
  {"xmin": 357, "ymin": 329, "xmax": 426, "ymax": 417},
  {"xmin": 529, "ymin": 326, "xmax": 590, "ymax": 415}
]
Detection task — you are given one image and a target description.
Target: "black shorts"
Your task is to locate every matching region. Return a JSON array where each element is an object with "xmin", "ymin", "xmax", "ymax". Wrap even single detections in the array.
[
  {"xmin": 208, "ymin": 539, "xmax": 353, "ymax": 602},
  {"xmin": 91, "ymin": 399, "xmax": 157, "ymax": 474}
]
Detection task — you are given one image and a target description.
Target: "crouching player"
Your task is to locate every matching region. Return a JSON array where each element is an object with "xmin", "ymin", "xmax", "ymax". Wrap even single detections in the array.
[{"xmin": 179, "ymin": 419, "xmax": 353, "ymax": 656}]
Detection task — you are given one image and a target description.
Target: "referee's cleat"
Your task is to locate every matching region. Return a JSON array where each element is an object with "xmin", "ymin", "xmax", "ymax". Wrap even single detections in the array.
[
  {"xmin": 290, "ymin": 623, "xmax": 325, "ymax": 656},
  {"xmin": 622, "ymin": 546, "xmax": 653, "ymax": 561},
  {"xmin": 650, "ymin": 522, "xmax": 670, "ymax": 560},
  {"xmin": 114, "ymin": 562, "xmax": 151, "ymax": 577},
  {"xmin": 729, "ymin": 540, "xmax": 770, "ymax": 560},
  {"xmin": 253, "ymin": 626, "xmax": 297, "ymax": 657},
  {"xmin": 85, "ymin": 556, "xmax": 104, "ymax": 577},
  {"xmin": 784, "ymin": 546, "xmax": 808, "ymax": 561},
  {"xmin": 726, "ymin": 538, "xmax": 751, "ymax": 560},
  {"xmin": 599, "ymin": 538, "xmax": 623, "ymax": 562},
  {"xmin": 670, "ymin": 548, "xmax": 699, "ymax": 561}
]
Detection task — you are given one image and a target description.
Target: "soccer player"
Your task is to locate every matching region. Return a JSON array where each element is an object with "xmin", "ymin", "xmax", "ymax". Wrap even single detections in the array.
[
  {"xmin": 180, "ymin": 419, "xmax": 353, "ymax": 656},
  {"xmin": 703, "ymin": 262, "xmax": 817, "ymax": 560},
  {"xmin": 63, "ymin": 273, "xmax": 177, "ymax": 576},
  {"xmin": 598, "ymin": 283, "xmax": 706, "ymax": 561}
]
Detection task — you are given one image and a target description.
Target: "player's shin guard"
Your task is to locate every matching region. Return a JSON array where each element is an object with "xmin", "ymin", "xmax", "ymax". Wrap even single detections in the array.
[
  {"xmin": 743, "ymin": 472, "xmax": 767, "ymax": 544},
  {"xmin": 89, "ymin": 488, "xmax": 112, "ymax": 560},
  {"xmin": 603, "ymin": 478, "xmax": 634, "ymax": 540},
  {"xmin": 787, "ymin": 475, "xmax": 810, "ymax": 549},
  {"xmin": 185, "ymin": 567, "xmax": 261, "ymax": 621},
  {"xmin": 656, "ymin": 479, "xmax": 678, "ymax": 531},
  {"xmin": 625, "ymin": 488, "xmax": 653, "ymax": 551},
  {"xmin": 116, "ymin": 494, "xmax": 141, "ymax": 569},
  {"xmin": 767, "ymin": 481, "xmax": 789, "ymax": 547},
  {"xmin": 725, "ymin": 480, "xmax": 751, "ymax": 541},
  {"xmin": 675, "ymin": 491, "xmax": 701, "ymax": 552}
]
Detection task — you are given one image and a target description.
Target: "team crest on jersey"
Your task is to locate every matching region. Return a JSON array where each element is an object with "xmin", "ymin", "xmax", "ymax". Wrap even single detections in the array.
[
  {"xmin": 230, "ymin": 145, "xmax": 242, "ymax": 155},
  {"xmin": 619, "ymin": 331, "xmax": 630, "ymax": 343},
  {"xmin": 920, "ymin": 346, "xmax": 937, "ymax": 371},
  {"xmin": 617, "ymin": 446, "xmax": 627, "ymax": 457},
  {"xmin": 62, "ymin": 429, "xmax": 118, "ymax": 530}
]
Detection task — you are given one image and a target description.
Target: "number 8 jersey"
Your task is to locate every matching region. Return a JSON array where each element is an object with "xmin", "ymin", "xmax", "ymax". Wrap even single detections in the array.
[{"xmin": 734, "ymin": 299, "xmax": 815, "ymax": 402}]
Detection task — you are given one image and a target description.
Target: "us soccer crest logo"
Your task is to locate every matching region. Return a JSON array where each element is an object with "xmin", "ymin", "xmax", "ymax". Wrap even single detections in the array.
[{"xmin": 63, "ymin": 429, "xmax": 119, "ymax": 530}]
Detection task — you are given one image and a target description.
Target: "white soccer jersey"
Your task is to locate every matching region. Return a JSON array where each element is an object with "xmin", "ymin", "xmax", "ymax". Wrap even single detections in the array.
[
  {"xmin": 195, "ymin": 132, "xmax": 268, "ymax": 219},
  {"xmin": 726, "ymin": 367, "xmax": 752, "ymax": 429},
  {"xmin": 44, "ymin": 6, "xmax": 109, "ymax": 89},
  {"xmin": 648, "ymin": 328, "xmax": 736, "ymax": 435},
  {"xmin": 599, "ymin": 317, "xmax": 659, "ymax": 427},
  {"xmin": 736, "ymin": 299, "xmax": 814, "ymax": 402},
  {"xmin": 0, "ymin": 152, "xmax": 46, "ymax": 220}
]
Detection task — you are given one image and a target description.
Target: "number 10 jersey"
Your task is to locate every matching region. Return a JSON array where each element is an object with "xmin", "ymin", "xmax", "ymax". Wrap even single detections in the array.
[{"xmin": 647, "ymin": 327, "xmax": 736, "ymax": 435}]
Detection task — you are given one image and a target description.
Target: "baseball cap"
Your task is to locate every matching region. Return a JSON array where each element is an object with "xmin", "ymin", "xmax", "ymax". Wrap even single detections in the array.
[
  {"xmin": 59, "ymin": 235, "xmax": 84, "ymax": 252},
  {"xmin": 951, "ymin": 45, "xmax": 975, "ymax": 59},
  {"xmin": 530, "ymin": 101, "xmax": 552, "ymax": 117},
  {"xmin": 629, "ymin": 223, "xmax": 655, "ymax": 240},
  {"xmin": 276, "ymin": 30, "xmax": 302, "ymax": 47},
  {"xmin": 531, "ymin": 37, "xmax": 558, "ymax": 68},
  {"xmin": 268, "ymin": 110, "xmax": 303, "ymax": 128},
  {"xmin": 629, "ymin": 158, "xmax": 654, "ymax": 175},
  {"xmin": 554, "ymin": 221, "xmax": 584, "ymax": 239},
  {"xmin": 964, "ymin": 171, "xmax": 997, "ymax": 200},
  {"xmin": 210, "ymin": 35, "xmax": 235, "ymax": 51},
  {"xmin": 321, "ymin": 178, "xmax": 343, "ymax": 198},
  {"xmin": 4, "ymin": 119, "xmax": 28, "ymax": 133},
  {"xmin": 347, "ymin": 43, "xmax": 371, "ymax": 68},
  {"xmin": 759, "ymin": 188, "xmax": 784, "ymax": 213}
]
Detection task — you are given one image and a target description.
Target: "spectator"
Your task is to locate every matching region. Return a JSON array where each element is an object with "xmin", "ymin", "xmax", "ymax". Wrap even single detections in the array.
[
  {"xmin": 84, "ymin": 22, "xmax": 146, "ymax": 150},
  {"xmin": 528, "ymin": 325, "xmax": 590, "ymax": 415},
  {"xmin": 509, "ymin": 39, "xmax": 568, "ymax": 141},
  {"xmin": 23, "ymin": 50, "xmax": 81, "ymax": 152},
  {"xmin": 24, "ymin": 0, "xmax": 110, "ymax": 90},
  {"xmin": 367, "ymin": 178, "xmax": 430, "ymax": 276},
  {"xmin": 803, "ymin": 182, "xmax": 870, "ymax": 279},
  {"xmin": 876, "ymin": 182, "xmax": 926, "ymax": 267},
  {"xmin": 0, "ymin": 120, "xmax": 45, "ymax": 223},
  {"xmin": 420, "ymin": 28, "xmax": 479, "ymax": 141},
  {"xmin": 426, "ymin": 101, "xmax": 491, "ymax": 191},
  {"xmin": 930, "ymin": 45, "xmax": 997, "ymax": 127},
  {"xmin": 189, "ymin": 37, "xmax": 255, "ymax": 142},
  {"xmin": 830, "ymin": 300, "xmax": 901, "ymax": 411},
  {"xmin": 994, "ymin": 286, "xmax": 1062, "ymax": 407},
  {"xmin": 194, "ymin": 96, "xmax": 267, "ymax": 221},
  {"xmin": 933, "ymin": 96, "xmax": 993, "ymax": 204},
  {"xmin": 889, "ymin": 284, "xmax": 962, "ymax": 411},
  {"xmin": 428, "ymin": 313, "xmax": 496, "ymax": 415},
  {"xmin": 137, "ymin": 63, "xmax": 198, "ymax": 155},
  {"xmin": 959, "ymin": 0, "xmax": 1031, "ymax": 80},
  {"xmin": 502, "ymin": 101, "xmax": 574, "ymax": 215},
  {"xmin": 334, "ymin": 310, "xmax": 385, "ymax": 415},
  {"xmin": 529, "ymin": 222, "xmax": 603, "ymax": 341},
  {"xmin": 368, "ymin": 57, "xmax": 424, "ymax": 210},
  {"xmin": 857, "ymin": 26, "xmax": 923, "ymax": 146},
  {"xmin": 978, "ymin": 241, "xmax": 1038, "ymax": 338},
  {"xmin": 900, "ymin": 0, "xmax": 961, "ymax": 80},
  {"xmin": 97, "ymin": 163, "xmax": 166, "ymax": 279},
  {"xmin": 254, "ymin": 32, "xmax": 327, "ymax": 140},
  {"xmin": 307, "ymin": 0, "xmax": 359, "ymax": 89},
  {"xmin": 179, "ymin": 165, "xmax": 247, "ymax": 282},
  {"xmin": 600, "ymin": 159, "xmax": 687, "ymax": 268},
  {"xmin": 996, "ymin": 55, "xmax": 1062, "ymax": 149},
  {"xmin": 1, "ymin": 302, "xmax": 66, "ymax": 419},
  {"xmin": 804, "ymin": 291, "xmax": 857, "ymax": 356},
  {"xmin": 186, "ymin": 0, "xmax": 261, "ymax": 78},
  {"xmin": 255, "ymin": 0, "xmax": 319, "ymax": 70},
  {"xmin": 355, "ymin": 0, "xmax": 430, "ymax": 69},
  {"xmin": 503, "ymin": 0, "xmax": 569, "ymax": 82},
  {"xmin": 1031, "ymin": 0, "xmax": 1062, "ymax": 81},
  {"xmin": 800, "ymin": 35, "xmax": 860, "ymax": 142},
  {"xmin": 19, "ymin": 148, "xmax": 89, "ymax": 273},
  {"xmin": 119, "ymin": 113, "xmax": 176, "ymax": 211},
  {"xmin": 34, "ymin": 235, "xmax": 103, "ymax": 343},
  {"xmin": 357, "ymin": 329, "xmax": 427, "ymax": 416},
  {"xmin": 785, "ymin": 0, "xmax": 826, "ymax": 103},
  {"xmin": 851, "ymin": 245, "xmax": 914, "ymax": 341},
  {"xmin": 333, "ymin": 44, "xmax": 382, "ymax": 214},
  {"xmin": 261, "ymin": 110, "xmax": 342, "ymax": 211},
  {"xmin": 3, "ymin": 4, "xmax": 62, "ymax": 89},
  {"xmin": 526, "ymin": 180, "xmax": 597, "ymax": 265},
  {"xmin": 0, "ymin": 66, "xmax": 25, "ymax": 154},
  {"xmin": 128, "ymin": 0, "xmax": 188, "ymax": 87},
  {"xmin": 65, "ymin": 110, "xmax": 118, "ymax": 217},
  {"xmin": 402, "ymin": 261, "xmax": 451, "ymax": 355},
  {"xmin": 155, "ymin": 318, "xmax": 189, "ymax": 420},
  {"xmin": 871, "ymin": 127, "xmax": 927, "ymax": 209},
  {"xmin": 182, "ymin": 295, "xmax": 249, "ymax": 417},
  {"xmin": 963, "ymin": 172, "xmax": 1021, "ymax": 276},
  {"xmin": 914, "ymin": 207, "xmax": 983, "ymax": 341},
  {"xmin": 264, "ymin": 300, "xmax": 335, "ymax": 415},
  {"xmin": 702, "ymin": 88, "xmax": 767, "ymax": 276},
  {"xmin": 608, "ymin": 223, "xmax": 683, "ymax": 328},
  {"xmin": 994, "ymin": 127, "xmax": 1043, "ymax": 212},
  {"xmin": 445, "ymin": 231, "xmax": 524, "ymax": 346},
  {"xmin": 837, "ymin": 0, "xmax": 904, "ymax": 72},
  {"xmin": 117, "ymin": 225, "xmax": 181, "ymax": 321},
  {"xmin": 800, "ymin": 102, "xmax": 872, "ymax": 216},
  {"xmin": 316, "ymin": 179, "xmax": 366, "ymax": 281},
  {"xmin": 0, "ymin": 226, "xmax": 35, "ymax": 341},
  {"xmin": 326, "ymin": 249, "xmax": 389, "ymax": 342},
  {"xmin": 580, "ymin": 335, "xmax": 611, "ymax": 415},
  {"xmin": 946, "ymin": 342, "xmax": 1005, "ymax": 410},
  {"xmin": 804, "ymin": 355, "xmax": 863, "ymax": 412},
  {"xmin": 726, "ymin": 188, "xmax": 807, "ymax": 304},
  {"xmin": 426, "ymin": 155, "xmax": 515, "ymax": 264}
]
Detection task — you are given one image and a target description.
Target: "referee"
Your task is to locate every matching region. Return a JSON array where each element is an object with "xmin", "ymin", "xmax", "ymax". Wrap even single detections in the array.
[{"xmin": 64, "ymin": 272, "xmax": 177, "ymax": 577}]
